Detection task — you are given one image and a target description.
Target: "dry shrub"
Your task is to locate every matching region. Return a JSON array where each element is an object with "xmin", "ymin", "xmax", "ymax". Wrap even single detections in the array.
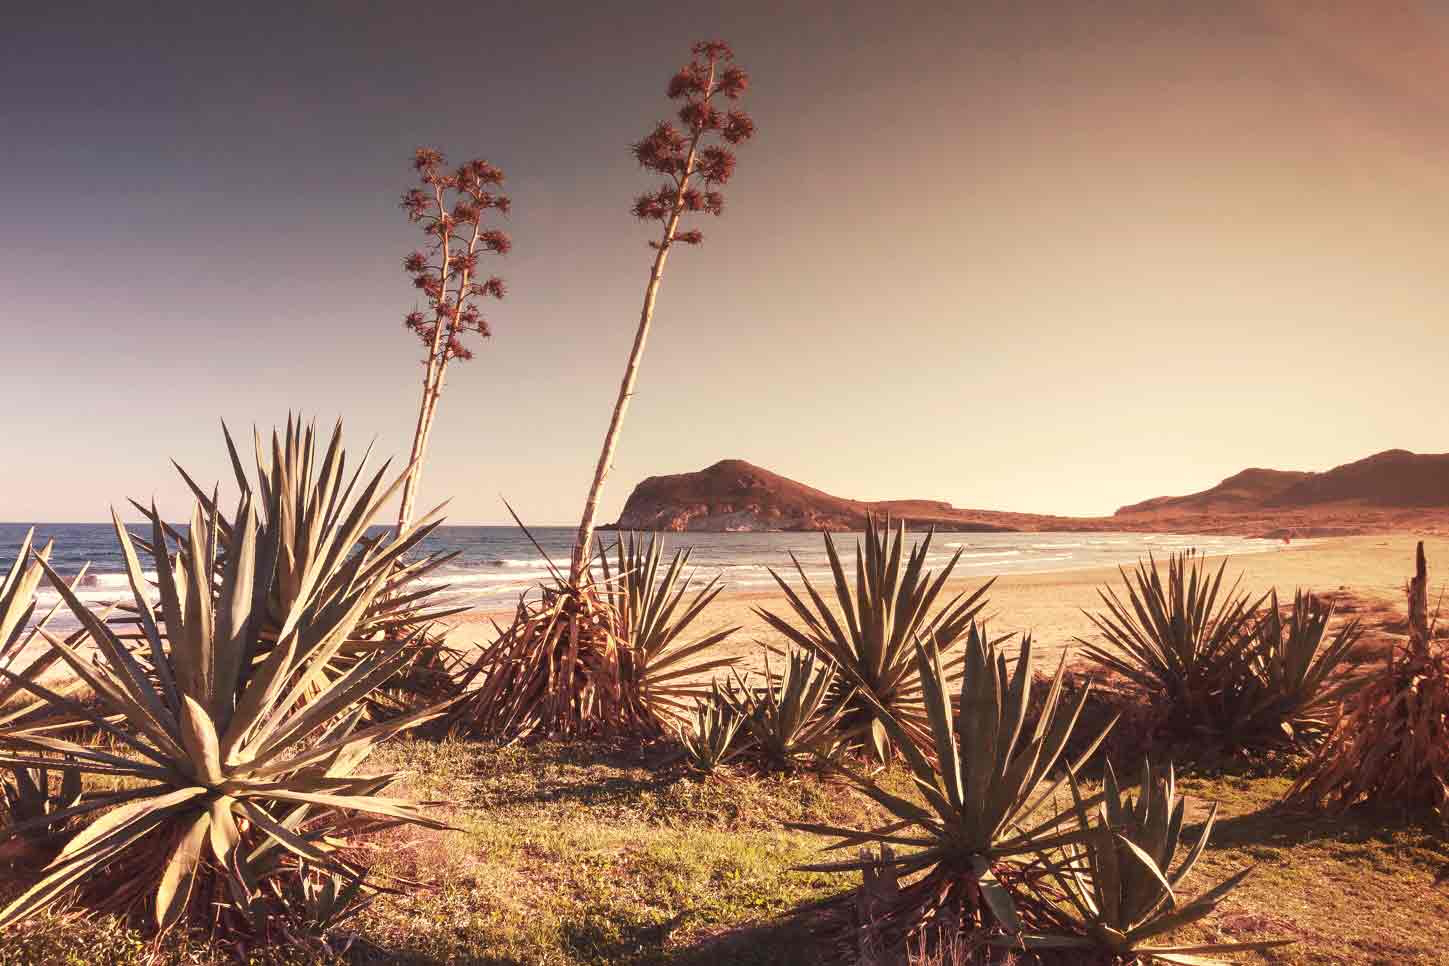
[{"xmin": 1285, "ymin": 541, "xmax": 1449, "ymax": 821}]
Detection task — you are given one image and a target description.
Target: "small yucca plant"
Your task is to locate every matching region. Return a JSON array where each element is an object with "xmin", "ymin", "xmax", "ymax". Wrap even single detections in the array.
[
  {"xmin": 1014, "ymin": 760, "xmax": 1291, "ymax": 963},
  {"xmin": 757, "ymin": 518, "xmax": 992, "ymax": 761},
  {"xmin": 790, "ymin": 626, "xmax": 1114, "ymax": 948},
  {"xmin": 677, "ymin": 684, "xmax": 747, "ymax": 773},
  {"xmin": 460, "ymin": 530, "xmax": 737, "ymax": 739},
  {"xmin": 1078, "ymin": 551, "xmax": 1266, "ymax": 741},
  {"xmin": 725, "ymin": 648, "xmax": 846, "ymax": 771},
  {"xmin": 0, "ymin": 479, "xmax": 453, "ymax": 934}
]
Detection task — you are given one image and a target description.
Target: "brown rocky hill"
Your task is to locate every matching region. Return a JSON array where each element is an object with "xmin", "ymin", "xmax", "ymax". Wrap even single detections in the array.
[
  {"xmin": 610, "ymin": 453, "xmax": 1449, "ymax": 537},
  {"xmin": 1116, "ymin": 450, "xmax": 1449, "ymax": 516},
  {"xmin": 609, "ymin": 460, "xmax": 1083, "ymax": 533}
]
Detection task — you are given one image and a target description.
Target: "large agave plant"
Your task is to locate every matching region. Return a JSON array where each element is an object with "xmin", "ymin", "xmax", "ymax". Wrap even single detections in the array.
[
  {"xmin": 791, "ymin": 626, "xmax": 1114, "ymax": 947},
  {"xmin": 756, "ymin": 518, "xmax": 992, "ymax": 761},
  {"xmin": 460, "ymin": 529, "xmax": 737, "ymax": 738},
  {"xmin": 0, "ymin": 485, "xmax": 453, "ymax": 933},
  {"xmin": 131, "ymin": 418, "xmax": 470, "ymax": 714},
  {"xmin": 1078, "ymin": 551, "xmax": 1266, "ymax": 741},
  {"xmin": 725, "ymin": 648, "xmax": 846, "ymax": 771},
  {"xmin": 1014, "ymin": 760, "xmax": 1291, "ymax": 964}
]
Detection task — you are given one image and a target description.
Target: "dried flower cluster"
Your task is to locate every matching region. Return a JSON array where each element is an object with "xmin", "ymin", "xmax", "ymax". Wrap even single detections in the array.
[
  {"xmin": 630, "ymin": 40, "xmax": 755, "ymax": 248},
  {"xmin": 401, "ymin": 148, "xmax": 511, "ymax": 363}
]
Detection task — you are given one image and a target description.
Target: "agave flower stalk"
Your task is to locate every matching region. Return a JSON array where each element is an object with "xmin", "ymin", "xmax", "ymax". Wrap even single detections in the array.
[
  {"xmin": 789, "ymin": 626, "xmax": 1115, "ymax": 947},
  {"xmin": 568, "ymin": 40, "xmax": 755, "ymax": 587},
  {"xmin": 756, "ymin": 519, "xmax": 992, "ymax": 761},
  {"xmin": 396, "ymin": 148, "xmax": 511, "ymax": 532},
  {"xmin": 0, "ymin": 474, "xmax": 455, "ymax": 933},
  {"xmin": 1012, "ymin": 760, "xmax": 1291, "ymax": 963}
]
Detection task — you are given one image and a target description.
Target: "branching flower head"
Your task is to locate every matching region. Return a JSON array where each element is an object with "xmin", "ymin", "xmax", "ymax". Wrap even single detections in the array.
[
  {"xmin": 629, "ymin": 40, "xmax": 754, "ymax": 250},
  {"xmin": 399, "ymin": 146, "xmax": 511, "ymax": 364}
]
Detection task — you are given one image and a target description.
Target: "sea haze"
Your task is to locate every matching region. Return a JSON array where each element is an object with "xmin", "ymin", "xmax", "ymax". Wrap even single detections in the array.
[{"xmin": 0, "ymin": 523, "xmax": 1291, "ymax": 635}]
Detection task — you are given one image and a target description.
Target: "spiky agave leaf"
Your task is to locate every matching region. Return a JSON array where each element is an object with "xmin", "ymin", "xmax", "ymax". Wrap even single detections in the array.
[
  {"xmin": 1009, "ymin": 759, "xmax": 1292, "ymax": 964},
  {"xmin": 756, "ymin": 518, "xmax": 992, "ymax": 762},
  {"xmin": 724, "ymin": 647, "xmax": 846, "ymax": 771},
  {"xmin": 789, "ymin": 626, "xmax": 1116, "ymax": 946},
  {"xmin": 1077, "ymin": 551, "xmax": 1267, "ymax": 741},
  {"xmin": 0, "ymin": 483, "xmax": 455, "ymax": 935},
  {"xmin": 677, "ymin": 683, "xmax": 748, "ymax": 773}
]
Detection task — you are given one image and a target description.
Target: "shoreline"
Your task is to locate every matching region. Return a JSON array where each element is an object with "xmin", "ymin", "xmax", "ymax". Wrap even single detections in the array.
[{"xmin": 441, "ymin": 533, "xmax": 1449, "ymax": 677}]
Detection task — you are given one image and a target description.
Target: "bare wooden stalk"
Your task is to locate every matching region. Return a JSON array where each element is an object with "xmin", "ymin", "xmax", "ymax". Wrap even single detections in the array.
[{"xmin": 570, "ymin": 147, "xmax": 700, "ymax": 587}]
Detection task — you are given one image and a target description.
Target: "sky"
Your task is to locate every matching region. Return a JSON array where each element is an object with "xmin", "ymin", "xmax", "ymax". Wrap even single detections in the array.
[{"xmin": 3, "ymin": 1, "xmax": 1448, "ymax": 525}]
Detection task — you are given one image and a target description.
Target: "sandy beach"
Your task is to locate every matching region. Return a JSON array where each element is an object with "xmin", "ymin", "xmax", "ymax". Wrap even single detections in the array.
[{"xmin": 442, "ymin": 533, "xmax": 1449, "ymax": 676}]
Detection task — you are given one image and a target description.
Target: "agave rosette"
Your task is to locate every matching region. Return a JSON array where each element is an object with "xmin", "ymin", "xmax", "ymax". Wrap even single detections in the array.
[
  {"xmin": 1240, "ymin": 589, "xmax": 1362, "ymax": 746},
  {"xmin": 756, "ymin": 518, "xmax": 992, "ymax": 761},
  {"xmin": 1078, "ymin": 551, "xmax": 1267, "ymax": 740},
  {"xmin": 725, "ymin": 647, "xmax": 846, "ymax": 771},
  {"xmin": 0, "ymin": 479, "xmax": 454, "ymax": 932},
  {"xmin": 790, "ymin": 626, "xmax": 1115, "ymax": 944},
  {"xmin": 677, "ymin": 682, "xmax": 747, "ymax": 773},
  {"xmin": 1014, "ymin": 760, "xmax": 1291, "ymax": 964}
]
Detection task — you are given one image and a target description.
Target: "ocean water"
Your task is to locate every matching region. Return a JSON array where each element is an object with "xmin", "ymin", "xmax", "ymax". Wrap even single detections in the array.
[{"xmin": 0, "ymin": 522, "xmax": 1289, "ymax": 635}]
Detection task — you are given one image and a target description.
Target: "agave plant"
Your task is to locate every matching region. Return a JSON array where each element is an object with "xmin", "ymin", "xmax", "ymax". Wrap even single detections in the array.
[
  {"xmin": 0, "ymin": 530, "xmax": 99, "ymax": 733},
  {"xmin": 1235, "ymin": 589, "xmax": 1362, "ymax": 747},
  {"xmin": 1013, "ymin": 760, "xmax": 1291, "ymax": 964},
  {"xmin": 725, "ymin": 648, "xmax": 846, "ymax": 771},
  {"xmin": 1078, "ymin": 551, "xmax": 1266, "ymax": 741},
  {"xmin": 790, "ymin": 626, "xmax": 1114, "ymax": 948},
  {"xmin": 756, "ymin": 518, "xmax": 992, "ymax": 761},
  {"xmin": 600, "ymin": 533, "xmax": 741, "ymax": 728},
  {"xmin": 1, "ymin": 765, "xmax": 82, "ymax": 843},
  {"xmin": 677, "ymin": 684, "xmax": 748, "ymax": 774},
  {"xmin": 0, "ymin": 484, "xmax": 453, "ymax": 933},
  {"xmin": 459, "ymin": 528, "xmax": 737, "ymax": 738},
  {"xmin": 130, "ymin": 418, "xmax": 469, "ymax": 715}
]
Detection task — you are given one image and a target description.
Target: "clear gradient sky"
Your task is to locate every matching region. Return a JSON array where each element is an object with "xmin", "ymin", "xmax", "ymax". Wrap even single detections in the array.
[{"xmin": 3, "ymin": 1, "xmax": 1448, "ymax": 524}]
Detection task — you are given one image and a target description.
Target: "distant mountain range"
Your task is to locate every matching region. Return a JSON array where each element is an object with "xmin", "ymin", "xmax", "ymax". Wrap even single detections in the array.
[{"xmin": 610, "ymin": 450, "xmax": 1449, "ymax": 537}]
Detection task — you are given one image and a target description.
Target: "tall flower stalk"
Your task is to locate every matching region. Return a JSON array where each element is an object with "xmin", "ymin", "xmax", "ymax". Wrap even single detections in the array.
[
  {"xmin": 396, "ymin": 148, "xmax": 512, "ymax": 531},
  {"xmin": 568, "ymin": 40, "xmax": 755, "ymax": 586}
]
